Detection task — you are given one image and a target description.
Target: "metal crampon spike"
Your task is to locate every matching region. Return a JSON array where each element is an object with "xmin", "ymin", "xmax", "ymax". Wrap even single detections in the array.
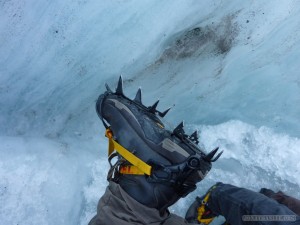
[
  {"xmin": 134, "ymin": 88, "xmax": 142, "ymax": 104},
  {"xmin": 210, "ymin": 150, "xmax": 223, "ymax": 162},
  {"xmin": 158, "ymin": 107, "xmax": 171, "ymax": 118},
  {"xmin": 204, "ymin": 147, "xmax": 223, "ymax": 162},
  {"xmin": 189, "ymin": 130, "xmax": 199, "ymax": 144},
  {"xmin": 149, "ymin": 100, "xmax": 159, "ymax": 113},
  {"xmin": 115, "ymin": 76, "xmax": 124, "ymax": 95},
  {"xmin": 173, "ymin": 121, "xmax": 185, "ymax": 135},
  {"xmin": 204, "ymin": 147, "xmax": 219, "ymax": 161},
  {"xmin": 175, "ymin": 121, "xmax": 184, "ymax": 129}
]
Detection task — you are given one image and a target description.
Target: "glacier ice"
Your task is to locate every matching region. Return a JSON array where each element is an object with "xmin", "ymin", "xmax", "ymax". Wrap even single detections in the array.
[{"xmin": 0, "ymin": 0, "xmax": 300, "ymax": 224}]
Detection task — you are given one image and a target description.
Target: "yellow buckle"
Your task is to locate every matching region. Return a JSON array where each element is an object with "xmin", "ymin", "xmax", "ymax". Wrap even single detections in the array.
[{"xmin": 197, "ymin": 185, "xmax": 217, "ymax": 224}]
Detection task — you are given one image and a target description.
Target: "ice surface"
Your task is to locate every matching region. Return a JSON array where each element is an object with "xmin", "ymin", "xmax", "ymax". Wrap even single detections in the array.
[
  {"xmin": 0, "ymin": 136, "xmax": 108, "ymax": 225},
  {"xmin": 1, "ymin": 0, "xmax": 300, "ymax": 224}
]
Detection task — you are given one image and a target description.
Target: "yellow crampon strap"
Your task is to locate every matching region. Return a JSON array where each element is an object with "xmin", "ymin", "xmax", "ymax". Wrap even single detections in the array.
[
  {"xmin": 197, "ymin": 185, "xmax": 217, "ymax": 224},
  {"xmin": 105, "ymin": 128, "xmax": 152, "ymax": 176}
]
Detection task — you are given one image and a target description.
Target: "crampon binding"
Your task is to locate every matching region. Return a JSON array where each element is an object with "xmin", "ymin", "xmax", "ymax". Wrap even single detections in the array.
[{"xmin": 96, "ymin": 76, "xmax": 222, "ymax": 211}]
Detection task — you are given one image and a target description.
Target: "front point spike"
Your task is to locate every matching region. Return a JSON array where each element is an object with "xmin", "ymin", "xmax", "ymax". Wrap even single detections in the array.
[
  {"xmin": 105, "ymin": 83, "xmax": 113, "ymax": 93},
  {"xmin": 204, "ymin": 147, "xmax": 219, "ymax": 162},
  {"xmin": 210, "ymin": 150, "xmax": 223, "ymax": 162},
  {"xmin": 134, "ymin": 88, "xmax": 142, "ymax": 103},
  {"xmin": 115, "ymin": 76, "xmax": 124, "ymax": 95}
]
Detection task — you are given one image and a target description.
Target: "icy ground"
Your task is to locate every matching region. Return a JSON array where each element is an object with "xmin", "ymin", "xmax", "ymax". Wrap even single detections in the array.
[{"xmin": 0, "ymin": 0, "xmax": 300, "ymax": 224}]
